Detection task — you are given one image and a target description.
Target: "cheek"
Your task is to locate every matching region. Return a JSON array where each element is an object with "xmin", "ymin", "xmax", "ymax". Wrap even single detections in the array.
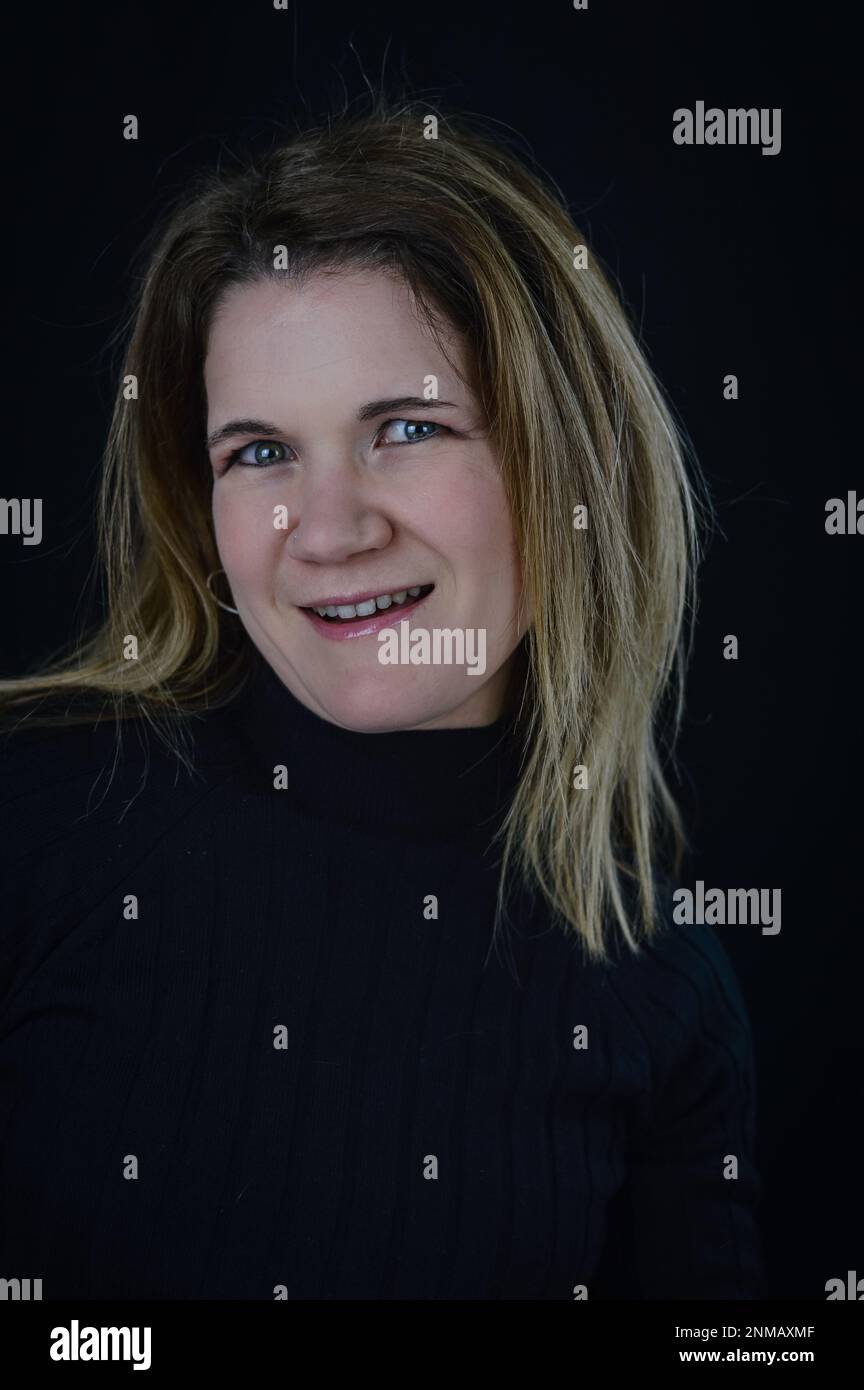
[
  {"xmin": 429, "ymin": 469, "xmax": 519, "ymax": 580},
  {"xmin": 212, "ymin": 487, "xmax": 283, "ymax": 582}
]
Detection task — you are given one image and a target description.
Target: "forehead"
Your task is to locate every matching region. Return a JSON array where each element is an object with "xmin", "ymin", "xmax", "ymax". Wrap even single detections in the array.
[{"xmin": 203, "ymin": 270, "xmax": 471, "ymax": 409}]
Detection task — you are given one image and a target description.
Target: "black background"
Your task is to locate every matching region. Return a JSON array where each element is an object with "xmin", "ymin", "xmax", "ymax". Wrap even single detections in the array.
[{"xmin": 3, "ymin": 1, "xmax": 860, "ymax": 1299}]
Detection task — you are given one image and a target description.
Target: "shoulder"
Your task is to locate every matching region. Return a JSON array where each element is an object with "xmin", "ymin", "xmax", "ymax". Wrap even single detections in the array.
[
  {"xmin": 592, "ymin": 889, "xmax": 757, "ymax": 1112},
  {"xmin": 0, "ymin": 700, "xmax": 249, "ymax": 1006},
  {"xmin": 0, "ymin": 701, "xmax": 246, "ymax": 865},
  {"xmin": 0, "ymin": 696, "xmax": 244, "ymax": 780},
  {"xmin": 615, "ymin": 912, "xmax": 752, "ymax": 1023}
]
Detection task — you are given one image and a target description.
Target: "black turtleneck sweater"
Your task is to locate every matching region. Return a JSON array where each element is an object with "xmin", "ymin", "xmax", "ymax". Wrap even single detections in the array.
[{"xmin": 0, "ymin": 651, "xmax": 764, "ymax": 1300}]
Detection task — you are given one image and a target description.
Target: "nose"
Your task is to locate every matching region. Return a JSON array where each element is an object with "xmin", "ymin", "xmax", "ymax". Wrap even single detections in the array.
[{"xmin": 286, "ymin": 461, "xmax": 393, "ymax": 564}]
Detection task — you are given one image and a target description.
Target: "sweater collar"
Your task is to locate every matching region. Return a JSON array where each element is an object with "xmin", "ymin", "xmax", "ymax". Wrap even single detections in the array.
[{"xmin": 228, "ymin": 648, "xmax": 524, "ymax": 843}]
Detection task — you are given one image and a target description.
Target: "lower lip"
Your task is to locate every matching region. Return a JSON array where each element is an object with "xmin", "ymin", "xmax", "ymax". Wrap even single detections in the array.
[{"xmin": 298, "ymin": 589, "xmax": 434, "ymax": 641}]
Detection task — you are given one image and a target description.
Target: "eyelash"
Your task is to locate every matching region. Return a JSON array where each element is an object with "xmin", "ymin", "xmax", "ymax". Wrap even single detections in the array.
[{"xmin": 223, "ymin": 419, "xmax": 450, "ymax": 471}]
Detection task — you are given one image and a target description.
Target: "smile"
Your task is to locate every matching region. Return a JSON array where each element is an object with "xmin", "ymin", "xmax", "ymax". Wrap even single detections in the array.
[{"xmin": 298, "ymin": 584, "xmax": 435, "ymax": 640}]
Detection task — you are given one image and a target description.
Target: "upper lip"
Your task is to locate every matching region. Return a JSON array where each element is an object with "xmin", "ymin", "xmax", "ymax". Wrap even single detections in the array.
[{"xmin": 300, "ymin": 583, "xmax": 433, "ymax": 609}]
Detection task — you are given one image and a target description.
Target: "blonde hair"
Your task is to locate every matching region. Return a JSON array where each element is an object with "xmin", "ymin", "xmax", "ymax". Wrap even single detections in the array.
[{"xmin": 0, "ymin": 100, "xmax": 707, "ymax": 963}]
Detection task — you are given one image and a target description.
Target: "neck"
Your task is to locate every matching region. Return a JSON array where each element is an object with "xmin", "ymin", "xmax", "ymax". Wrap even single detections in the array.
[{"xmin": 227, "ymin": 648, "xmax": 525, "ymax": 844}]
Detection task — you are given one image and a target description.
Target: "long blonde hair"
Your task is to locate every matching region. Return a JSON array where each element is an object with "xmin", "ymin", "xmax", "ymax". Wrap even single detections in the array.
[{"xmin": 0, "ymin": 100, "xmax": 707, "ymax": 962}]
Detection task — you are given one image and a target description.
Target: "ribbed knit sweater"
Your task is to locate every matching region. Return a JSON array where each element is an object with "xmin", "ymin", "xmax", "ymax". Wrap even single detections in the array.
[{"xmin": 0, "ymin": 650, "xmax": 764, "ymax": 1300}]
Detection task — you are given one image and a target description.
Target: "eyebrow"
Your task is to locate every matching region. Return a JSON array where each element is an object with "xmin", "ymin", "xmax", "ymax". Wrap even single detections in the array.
[{"xmin": 205, "ymin": 397, "xmax": 458, "ymax": 451}]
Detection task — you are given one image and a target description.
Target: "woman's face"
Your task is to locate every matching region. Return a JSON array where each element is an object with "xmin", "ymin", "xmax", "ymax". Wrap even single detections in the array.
[{"xmin": 205, "ymin": 268, "xmax": 529, "ymax": 731}]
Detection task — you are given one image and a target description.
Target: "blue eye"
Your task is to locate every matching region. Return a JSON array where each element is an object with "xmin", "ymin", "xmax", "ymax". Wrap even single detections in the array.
[
  {"xmin": 222, "ymin": 420, "xmax": 446, "ymax": 471},
  {"xmin": 377, "ymin": 419, "xmax": 445, "ymax": 445},
  {"xmin": 226, "ymin": 440, "xmax": 292, "ymax": 469}
]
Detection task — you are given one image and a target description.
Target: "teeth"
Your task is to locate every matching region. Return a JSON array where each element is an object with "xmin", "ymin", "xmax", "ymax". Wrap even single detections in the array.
[{"xmin": 312, "ymin": 585, "xmax": 429, "ymax": 620}]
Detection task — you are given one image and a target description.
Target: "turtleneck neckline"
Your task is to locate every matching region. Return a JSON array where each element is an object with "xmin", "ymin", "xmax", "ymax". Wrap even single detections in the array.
[{"xmin": 228, "ymin": 648, "xmax": 524, "ymax": 844}]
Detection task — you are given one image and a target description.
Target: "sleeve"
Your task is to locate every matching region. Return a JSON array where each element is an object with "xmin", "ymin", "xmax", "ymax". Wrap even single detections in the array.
[{"xmin": 624, "ymin": 924, "xmax": 766, "ymax": 1300}]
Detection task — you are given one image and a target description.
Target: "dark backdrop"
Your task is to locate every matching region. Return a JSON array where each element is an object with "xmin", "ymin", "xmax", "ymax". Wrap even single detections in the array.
[{"xmin": 3, "ymin": 0, "xmax": 860, "ymax": 1300}]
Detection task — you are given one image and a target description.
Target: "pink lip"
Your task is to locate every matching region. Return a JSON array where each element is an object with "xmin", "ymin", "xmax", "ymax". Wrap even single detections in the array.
[{"xmin": 299, "ymin": 588, "xmax": 434, "ymax": 641}]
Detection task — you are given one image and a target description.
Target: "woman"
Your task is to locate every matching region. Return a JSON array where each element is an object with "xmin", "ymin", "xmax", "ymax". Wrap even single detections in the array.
[{"xmin": 0, "ymin": 103, "xmax": 763, "ymax": 1300}]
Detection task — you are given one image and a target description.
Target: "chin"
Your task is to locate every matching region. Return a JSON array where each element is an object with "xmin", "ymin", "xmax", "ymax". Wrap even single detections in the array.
[{"xmin": 313, "ymin": 673, "xmax": 461, "ymax": 734}]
